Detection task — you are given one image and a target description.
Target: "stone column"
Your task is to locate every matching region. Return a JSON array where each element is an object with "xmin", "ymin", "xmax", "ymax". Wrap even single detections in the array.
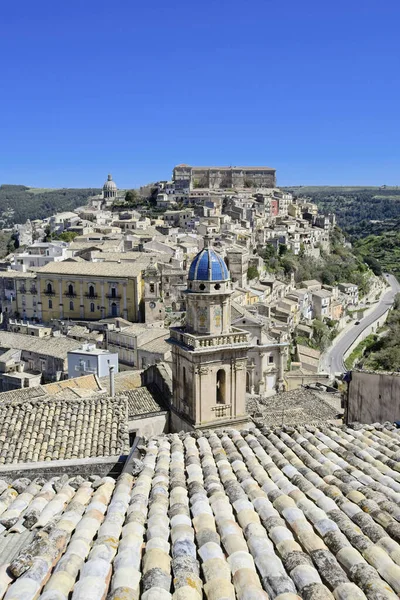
[
  {"xmin": 123, "ymin": 283, "xmax": 128, "ymax": 320},
  {"xmin": 37, "ymin": 280, "xmax": 42, "ymax": 322},
  {"xmin": 80, "ymin": 280, "xmax": 84, "ymax": 318},
  {"xmin": 278, "ymin": 348, "xmax": 285, "ymax": 391},
  {"xmin": 101, "ymin": 282, "xmax": 105, "ymax": 319},
  {"xmin": 58, "ymin": 279, "xmax": 63, "ymax": 319}
]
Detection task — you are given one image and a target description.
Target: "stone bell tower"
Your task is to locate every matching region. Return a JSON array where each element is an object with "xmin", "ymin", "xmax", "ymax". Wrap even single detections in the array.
[
  {"xmin": 143, "ymin": 258, "xmax": 165, "ymax": 324},
  {"xmin": 168, "ymin": 236, "xmax": 250, "ymax": 431}
]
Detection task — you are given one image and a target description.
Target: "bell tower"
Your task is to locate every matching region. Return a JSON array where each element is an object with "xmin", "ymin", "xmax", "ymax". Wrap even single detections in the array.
[
  {"xmin": 143, "ymin": 258, "xmax": 165, "ymax": 324},
  {"xmin": 168, "ymin": 237, "xmax": 250, "ymax": 431}
]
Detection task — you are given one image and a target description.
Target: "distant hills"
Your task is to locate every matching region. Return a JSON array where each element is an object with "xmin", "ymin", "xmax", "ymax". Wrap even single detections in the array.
[
  {"xmin": 0, "ymin": 185, "xmax": 101, "ymax": 227},
  {"xmin": 283, "ymin": 186, "xmax": 400, "ymax": 278},
  {"xmin": 283, "ymin": 186, "xmax": 400, "ymax": 239}
]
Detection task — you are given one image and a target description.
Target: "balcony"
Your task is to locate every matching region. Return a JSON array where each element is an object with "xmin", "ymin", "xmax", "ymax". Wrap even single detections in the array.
[
  {"xmin": 65, "ymin": 291, "xmax": 77, "ymax": 298},
  {"xmin": 211, "ymin": 404, "xmax": 232, "ymax": 418},
  {"xmin": 169, "ymin": 327, "xmax": 249, "ymax": 351},
  {"xmin": 19, "ymin": 286, "xmax": 26, "ymax": 294},
  {"xmin": 106, "ymin": 293, "xmax": 121, "ymax": 300},
  {"xmin": 30, "ymin": 287, "xmax": 37, "ymax": 295},
  {"xmin": 85, "ymin": 293, "xmax": 98, "ymax": 299},
  {"xmin": 43, "ymin": 289, "xmax": 56, "ymax": 296}
]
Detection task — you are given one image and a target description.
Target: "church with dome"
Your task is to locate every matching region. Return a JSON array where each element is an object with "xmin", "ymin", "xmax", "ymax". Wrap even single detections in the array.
[
  {"xmin": 103, "ymin": 174, "xmax": 118, "ymax": 200},
  {"xmin": 168, "ymin": 236, "xmax": 251, "ymax": 431}
]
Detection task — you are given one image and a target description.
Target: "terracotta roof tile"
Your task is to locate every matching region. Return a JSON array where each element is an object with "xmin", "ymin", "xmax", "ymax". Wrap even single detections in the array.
[{"xmin": 0, "ymin": 423, "xmax": 399, "ymax": 597}]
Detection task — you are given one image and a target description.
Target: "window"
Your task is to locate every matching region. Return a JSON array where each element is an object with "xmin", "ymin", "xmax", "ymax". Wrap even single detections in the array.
[
  {"xmin": 69, "ymin": 301, "xmax": 74, "ymax": 310},
  {"xmin": 48, "ymin": 299, "xmax": 53, "ymax": 309},
  {"xmin": 149, "ymin": 283, "xmax": 155, "ymax": 293},
  {"xmin": 90, "ymin": 302, "xmax": 95, "ymax": 312},
  {"xmin": 89, "ymin": 285, "xmax": 95, "ymax": 297},
  {"xmin": 47, "ymin": 283, "xmax": 53, "ymax": 294},
  {"xmin": 68, "ymin": 284, "xmax": 74, "ymax": 295},
  {"xmin": 216, "ymin": 369, "xmax": 226, "ymax": 404},
  {"xmin": 111, "ymin": 288, "xmax": 117, "ymax": 298},
  {"xmin": 269, "ymin": 355, "xmax": 274, "ymax": 364}
]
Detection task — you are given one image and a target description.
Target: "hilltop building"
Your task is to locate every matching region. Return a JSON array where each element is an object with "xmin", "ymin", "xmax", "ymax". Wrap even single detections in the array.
[{"xmin": 173, "ymin": 164, "xmax": 276, "ymax": 190}]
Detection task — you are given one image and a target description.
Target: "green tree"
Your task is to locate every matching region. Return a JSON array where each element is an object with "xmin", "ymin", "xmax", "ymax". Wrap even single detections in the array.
[{"xmin": 247, "ymin": 266, "xmax": 259, "ymax": 281}]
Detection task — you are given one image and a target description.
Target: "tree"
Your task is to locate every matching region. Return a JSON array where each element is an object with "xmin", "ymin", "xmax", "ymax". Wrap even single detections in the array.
[
  {"xmin": 125, "ymin": 190, "xmax": 140, "ymax": 205},
  {"xmin": 247, "ymin": 266, "xmax": 259, "ymax": 281}
]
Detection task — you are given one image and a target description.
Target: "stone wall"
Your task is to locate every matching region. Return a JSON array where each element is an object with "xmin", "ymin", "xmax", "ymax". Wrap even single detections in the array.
[
  {"xmin": 347, "ymin": 370, "xmax": 400, "ymax": 424},
  {"xmin": 0, "ymin": 455, "xmax": 125, "ymax": 482}
]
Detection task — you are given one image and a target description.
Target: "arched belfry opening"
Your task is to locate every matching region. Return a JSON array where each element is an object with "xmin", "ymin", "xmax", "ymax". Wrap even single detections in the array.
[{"xmin": 216, "ymin": 369, "xmax": 226, "ymax": 404}]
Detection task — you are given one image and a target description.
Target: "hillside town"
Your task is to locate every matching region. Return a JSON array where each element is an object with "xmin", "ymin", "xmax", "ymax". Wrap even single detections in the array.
[
  {"xmin": 0, "ymin": 165, "xmax": 385, "ymax": 398},
  {"xmin": 0, "ymin": 166, "xmax": 400, "ymax": 600}
]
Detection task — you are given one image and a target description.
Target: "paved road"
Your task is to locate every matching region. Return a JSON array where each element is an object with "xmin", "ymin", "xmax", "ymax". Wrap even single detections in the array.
[{"xmin": 322, "ymin": 274, "xmax": 400, "ymax": 375}]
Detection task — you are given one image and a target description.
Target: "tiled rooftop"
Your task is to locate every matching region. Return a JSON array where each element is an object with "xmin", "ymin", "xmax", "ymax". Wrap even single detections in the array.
[
  {"xmin": 248, "ymin": 389, "xmax": 341, "ymax": 427},
  {"xmin": 1, "ymin": 423, "xmax": 400, "ymax": 598},
  {"xmin": 0, "ymin": 394, "xmax": 129, "ymax": 464},
  {"xmin": 124, "ymin": 387, "xmax": 167, "ymax": 418},
  {"xmin": 0, "ymin": 332, "xmax": 81, "ymax": 360}
]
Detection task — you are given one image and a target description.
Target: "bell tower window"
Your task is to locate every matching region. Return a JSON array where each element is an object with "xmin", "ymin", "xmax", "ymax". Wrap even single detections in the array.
[{"xmin": 216, "ymin": 369, "xmax": 226, "ymax": 404}]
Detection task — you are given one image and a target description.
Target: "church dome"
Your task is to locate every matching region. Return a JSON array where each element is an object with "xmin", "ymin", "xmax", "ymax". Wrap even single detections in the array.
[
  {"xmin": 188, "ymin": 240, "xmax": 229, "ymax": 282},
  {"xmin": 103, "ymin": 174, "xmax": 117, "ymax": 191}
]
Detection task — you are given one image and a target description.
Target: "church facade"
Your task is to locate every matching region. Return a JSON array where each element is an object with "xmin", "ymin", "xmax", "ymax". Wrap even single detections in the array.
[{"xmin": 168, "ymin": 237, "xmax": 251, "ymax": 431}]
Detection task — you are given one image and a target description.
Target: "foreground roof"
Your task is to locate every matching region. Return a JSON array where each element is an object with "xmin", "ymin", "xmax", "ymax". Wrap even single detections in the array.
[
  {"xmin": 1, "ymin": 423, "xmax": 400, "ymax": 599},
  {"xmin": 0, "ymin": 393, "xmax": 129, "ymax": 463}
]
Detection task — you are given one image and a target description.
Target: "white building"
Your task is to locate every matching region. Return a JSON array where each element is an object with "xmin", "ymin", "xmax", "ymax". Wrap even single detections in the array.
[
  {"xmin": 10, "ymin": 242, "xmax": 68, "ymax": 272},
  {"xmin": 67, "ymin": 343, "xmax": 119, "ymax": 378}
]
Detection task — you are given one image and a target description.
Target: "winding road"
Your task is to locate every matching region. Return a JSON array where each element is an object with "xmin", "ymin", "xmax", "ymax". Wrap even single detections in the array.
[{"xmin": 321, "ymin": 274, "xmax": 400, "ymax": 376}]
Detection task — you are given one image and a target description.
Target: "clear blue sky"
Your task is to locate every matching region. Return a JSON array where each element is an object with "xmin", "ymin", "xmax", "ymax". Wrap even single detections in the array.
[{"xmin": 1, "ymin": 0, "xmax": 400, "ymax": 188}]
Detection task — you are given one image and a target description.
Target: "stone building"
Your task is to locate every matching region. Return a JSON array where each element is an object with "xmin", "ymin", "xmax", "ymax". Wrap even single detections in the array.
[
  {"xmin": 143, "ymin": 259, "xmax": 165, "ymax": 324},
  {"xmin": 173, "ymin": 164, "xmax": 276, "ymax": 190},
  {"xmin": 169, "ymin": 237, "xmax": 250, "ymax": 431},
  {"xmin": 0, "ymin": 260, "xmax": 152, "ymax": 323},
  {"xmin": 225, "ymin": 246, "xmax": 249, "ymax": 287}
]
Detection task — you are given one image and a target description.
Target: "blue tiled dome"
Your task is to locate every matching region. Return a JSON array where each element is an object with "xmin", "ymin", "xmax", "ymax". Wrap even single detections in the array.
[{"xmin": 188, "ymin": 247, "xmax": 229, "ymax": 281}]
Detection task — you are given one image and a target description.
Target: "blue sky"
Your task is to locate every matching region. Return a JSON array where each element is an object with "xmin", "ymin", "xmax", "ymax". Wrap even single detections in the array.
[{"xmin": 1, "ymin": 0, "xmax": 400, "ymax": 188}]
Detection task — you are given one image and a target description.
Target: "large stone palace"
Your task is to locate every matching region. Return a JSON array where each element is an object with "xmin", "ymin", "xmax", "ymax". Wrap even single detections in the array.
[{"xmin": 173, "ymin": 164, "xmax": 276, "ymax": 190}]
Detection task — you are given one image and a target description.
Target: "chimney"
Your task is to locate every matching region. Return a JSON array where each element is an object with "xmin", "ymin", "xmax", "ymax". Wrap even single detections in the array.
[{"xmin": 109, "ymin": 364, "xmax": 115, "ymax": 398}]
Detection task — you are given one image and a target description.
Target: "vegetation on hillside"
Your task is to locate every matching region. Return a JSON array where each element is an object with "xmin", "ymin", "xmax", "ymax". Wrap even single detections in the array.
[
  {"xmin": 354, "ymin": 232, "xmax": 400, "ymax": 278},
  {"xmin": 284, "ymin": 186, "xmax": 400, "ymax": 240},
  {"xmin": 0, "ymin": 185, "xmax": 100, "ymax": 226},
  {"xmin": 259, "ymin": 227, "xmax": 371, "ymax": 294},
  {"xmin": 296, "ymin": 318, "xmax": 339, "ymax": 352},
  {"xmin": 359, "ymin": 294, "xmax": 400, "ymax": 371}
]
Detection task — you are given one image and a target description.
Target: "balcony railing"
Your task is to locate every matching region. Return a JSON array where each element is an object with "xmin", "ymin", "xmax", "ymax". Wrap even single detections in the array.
[
  {"xmin": 65, "ymin": 292, "xmax": 77, "ymax": 298},
  {"xmin": 106, "ymin": 293, "xmax": 121, "ymax": 300},
  {"xmin": 211, "ymin": 404, "xmax": 232, "ymax": 418},
  {"xmin": 169, "ymin": 327, "xmax": 249, "ymax": 350},
  {"xmin": 85, "ymin": 293, "xmax": 98, "ymax": 298},
  {"xmin": 43, "ymin": 289, "xmax": 56, "ymax": 296},
  {"xmin": 30, "ymin": 287, "xmax": 37, "ymax": 295},
  {"xmin": 19, "ymin": 286, "xmax": 26, "ymax": 293}
]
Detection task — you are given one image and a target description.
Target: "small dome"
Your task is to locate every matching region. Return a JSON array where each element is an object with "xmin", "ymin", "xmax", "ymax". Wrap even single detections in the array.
[
  {"xmin": 103, "ymin": 174, "xmax": 117, "ymax": 191},
  {"xmin": 188, "ymin": 240, "xmax": 229, "ymax": 282}
]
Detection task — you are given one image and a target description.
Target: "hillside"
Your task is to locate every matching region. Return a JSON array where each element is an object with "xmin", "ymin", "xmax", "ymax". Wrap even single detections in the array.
[
  {"xmin": 0, "ymin": 185, "xmax": 101, "ymax": 226},
  {"xmin": 283, "ymin": 186, "xmax": 400, "ymax": 239},
  {"xmin": 354, "ymin": 232, "xmax": 400, "ymax": 278}
]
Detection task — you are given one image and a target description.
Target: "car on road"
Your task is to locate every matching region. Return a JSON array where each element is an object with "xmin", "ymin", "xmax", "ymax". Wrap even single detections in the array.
[{"xmin": 355, "ymin": 321, "xmax": 360, "ymax": 325}]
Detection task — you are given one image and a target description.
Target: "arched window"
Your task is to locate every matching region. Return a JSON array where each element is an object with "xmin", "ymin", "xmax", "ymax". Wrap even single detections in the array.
[
  {"xmin": 111, "ymin": 287, "xmax": 117, "ymax": 298},
  {"xmin": 89, "ymin": 285, "xmax": 95, "ymax": 297},
  {"xmin": 90, "ymin": 302, "xmax": 95, "ymax": 312},
  {"xmin": 216, "ymin": 369, "xmax": 226, "ymax": 404},
  {"xmin": 48, "ymin": 299, "xmax": 52, "ymax": 309},
  {"xmin": 68, "ymin": 284, "xmax": 74, "ymax": 296},
  {"xmin": 69, "ymin": 301, "xmax": 74, "ymax": 311},
  {"xmin": 47, "ymin": 282, "xmax": 53, "ymax": 294}
]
